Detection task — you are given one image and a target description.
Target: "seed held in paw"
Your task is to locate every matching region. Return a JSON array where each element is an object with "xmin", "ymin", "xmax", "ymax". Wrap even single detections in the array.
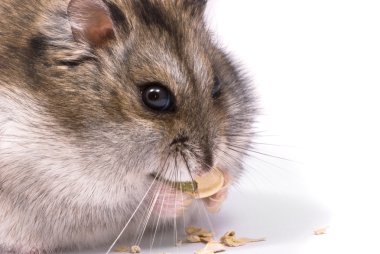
[
  {"xmin": 191, "ymin": 167, "xmax": 225, "ymax": 199},
  {"xmin": 158, "ymin": 168, "xmax": 225, "ymax": 200}
]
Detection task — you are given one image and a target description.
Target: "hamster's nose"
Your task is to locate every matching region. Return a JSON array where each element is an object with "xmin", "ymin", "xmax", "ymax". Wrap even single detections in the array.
[{"xmin": 170, "ymin": 134, "xmax": 189, "ymax": 146}]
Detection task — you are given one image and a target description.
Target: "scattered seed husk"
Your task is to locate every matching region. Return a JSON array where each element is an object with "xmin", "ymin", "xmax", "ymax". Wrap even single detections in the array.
[
  {"xmin": 187, "ymin": 235, "xmax": 202, "ymax": 243},
  {"xmin": 220, "ymin": 231, "xmax": 265, "ymax": 247},
  {"xmin": 198, "ymin": 230, "xmax": 213, "ymax": 238},
  {"xmin": 186, "ymin": 226, "xmax": 213, "ymax": 237},
  {"xmin": 194, "ymin": 241, "xmax": 226, "ymax": 254},
  {"xmin": 130, "ymin": 245, "xmax": 141, "ymax": 253},
  {"xmin": 194, "ymin": 249, "xmax": 214, "ymax": 254},
  {"xmin": 176, "ymin": 240, "xmax": 183, "ymax": 246},
  {"xmin": 204, "ymin": 241, "xmax": 226, "ymax": 253},
  {"xmin": 114, "ymin": 245, "xmax": 129, "ymax": 252},
  {"xmin": 200, "ymin": 235, "xmax": 214, "ymax": 243},
  {"xmin": 186, "ymin": 226, "xmax": 214, "ymax": 243},
  {"xmin": 186, "ymin": 226, "xmax": 213, "ymax": 243},
  {"xmin": 314, "ymin": 227, "xmax": 328, "ymax": 235},
  {"xmin": 186, "ymin": 226, "xmax": 203, "ymax": 235},
  {"xmin": 185, "ymin": 226, "xmax": 266, "ymax": 253}
]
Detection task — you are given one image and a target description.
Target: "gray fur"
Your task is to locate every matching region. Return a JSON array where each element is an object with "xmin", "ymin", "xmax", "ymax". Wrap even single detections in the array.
[{"xmin": 0, "ymin": 0, "xmax": 255, "ymax": 253}]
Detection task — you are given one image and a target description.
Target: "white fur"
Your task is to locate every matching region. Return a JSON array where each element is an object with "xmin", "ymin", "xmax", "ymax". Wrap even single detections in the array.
[
  {"xmin": 0, "ymin": 87, "xmax": 156, "ymax": 252},
  {"xmin": 0, "ymin": 86, "xmax": 209, "ymax": 254}
]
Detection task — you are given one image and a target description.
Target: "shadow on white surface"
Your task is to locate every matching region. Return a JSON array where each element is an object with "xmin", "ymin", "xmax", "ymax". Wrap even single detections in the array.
[{"xmin": 67, "ymin": 188, "xmax": 329, "ymax": 254}]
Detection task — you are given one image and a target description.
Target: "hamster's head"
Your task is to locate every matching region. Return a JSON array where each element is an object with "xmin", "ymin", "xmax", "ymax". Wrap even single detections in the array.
[{"xmin": 27, "ymin": 0, "xmax": 255, "ymax": 201}]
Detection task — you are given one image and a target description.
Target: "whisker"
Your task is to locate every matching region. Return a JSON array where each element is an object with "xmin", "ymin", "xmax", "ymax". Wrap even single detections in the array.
[
  {"xmin": 215, "ymin": 147, "xmax": 293, "ymax": 191},
  {"xmin": 105, "ymin": 174, "xmax": 159, "ymax": 254},
  {"xmin": 223, "ymin": 146, "xmax": 288, "ymax": 173},
  {"xmin": 149, "ymin": 184, "xmax": 166, "ymax": 251},
  {"xmin": 225, "ymin": 143, "xmax": 295, "ymax": 162},
  {"xmin": 136, "ymin": 180, "xmax": 165, "ymax": 247},
  {"xmin": 134, "ymin": 181, "xmax": 162, "ymax": 244},
  {"xmin": 200, "ymin": 198, "xmax": 215, "ymax": 234},
  {"xmin": 180, "ymin": 152, "xmax": 215, "ymax": 235},
  {"xmin": 150, "ymin": 162, "xmax": 177, "ymax": 251},
  {"xmin": 183, "ymin": 144, "xmax": 212, "ymax": 171},
  {"xmin": 179, "ymin": 151, "xmax": 198, "ymax": 197},
  {"xmin": 105, "ymin": 151, "xmax": 171, "ymax": 254},
  {"xmin": 134, "ymin": 153, "xmax": 172, "ymax": 246},
  {"xmin": 173, "ymin": 153, "xmax": 179, "ymax": 254},
  {"xmin": 145, "ymin": 162, "xmax": 177, "ymax": 252}
]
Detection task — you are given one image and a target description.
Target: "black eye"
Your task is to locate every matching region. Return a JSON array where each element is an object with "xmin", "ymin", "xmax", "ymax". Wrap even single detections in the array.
[
  {"xmin": 141, "ymin": 83, "xmax": 174, "ymax": 112},
  {"xmin": 211, "ymin": 76, "xmax": 221, "ymax": 99}
]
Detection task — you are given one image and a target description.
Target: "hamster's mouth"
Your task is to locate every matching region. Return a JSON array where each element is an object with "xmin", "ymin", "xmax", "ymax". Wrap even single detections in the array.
[
  {"xmin": 149, "ymin": 173, "xmax": 198, "ymax": 193},
  {"xmin": 149, "ymin": 167, "xmax": 225, "ymax": 199}
]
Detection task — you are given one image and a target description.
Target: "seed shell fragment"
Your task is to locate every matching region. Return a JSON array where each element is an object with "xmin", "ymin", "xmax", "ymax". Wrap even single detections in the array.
[
  {"xmin": 130, "ymin": 245, "xmax": 141, "ymax": 253},
  {"xmin": 220, "ymin": 231, "xmax": 265, "ymax": 247}
]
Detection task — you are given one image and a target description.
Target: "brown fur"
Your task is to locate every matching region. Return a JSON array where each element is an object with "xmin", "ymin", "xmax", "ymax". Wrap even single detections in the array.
[{"xmin": 0, "ymin": 1, "xmax": 255, "ymax": 253}]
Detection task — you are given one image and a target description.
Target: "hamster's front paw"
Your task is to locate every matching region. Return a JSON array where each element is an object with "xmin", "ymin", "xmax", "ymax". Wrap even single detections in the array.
[
  {"xmin": 203, "ymin": 186, "xmax": 229, "ymax": 213},
  {"xmin": 203, "ymin": 171, "xmax": 231, "ymax": 213}
]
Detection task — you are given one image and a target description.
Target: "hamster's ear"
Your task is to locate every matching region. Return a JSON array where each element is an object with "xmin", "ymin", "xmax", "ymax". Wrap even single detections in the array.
[{"xmin": 68, "ymin": 0, "xmax": 115, "ymax": 47}]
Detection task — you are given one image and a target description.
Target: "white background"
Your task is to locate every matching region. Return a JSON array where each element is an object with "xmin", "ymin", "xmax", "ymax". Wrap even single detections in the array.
[
  {"xmin": 74, "ymin": 0, "xmax": 380, "ymax": 253},
  {"xmin": 204, "ymin": 0, "xmax": 380, "ymax": 253}
]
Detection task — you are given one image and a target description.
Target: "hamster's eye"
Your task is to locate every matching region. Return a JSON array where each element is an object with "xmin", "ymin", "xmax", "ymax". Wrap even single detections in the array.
[
  {"xmin": 211, "ymin": 76, "xmax": 221, "ymax": 99},
  {"xmin": 141, "ymin": 83, "xmax": 174, "ymax": 112}
]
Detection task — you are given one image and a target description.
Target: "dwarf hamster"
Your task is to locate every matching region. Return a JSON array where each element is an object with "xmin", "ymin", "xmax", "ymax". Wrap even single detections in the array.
[{"xmin": 0, "ymin": 0, "xmax": 255, "ymax": 253}]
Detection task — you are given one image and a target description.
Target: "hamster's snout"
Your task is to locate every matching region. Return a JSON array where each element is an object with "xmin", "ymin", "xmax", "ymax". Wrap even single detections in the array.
[
  {"xmin": 167, "ymin": 131, "xmax": 214, "ymax": 174},
  {"xmin": 170, "ymin": 134, "xmax": 189, "ymax": 146}
]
